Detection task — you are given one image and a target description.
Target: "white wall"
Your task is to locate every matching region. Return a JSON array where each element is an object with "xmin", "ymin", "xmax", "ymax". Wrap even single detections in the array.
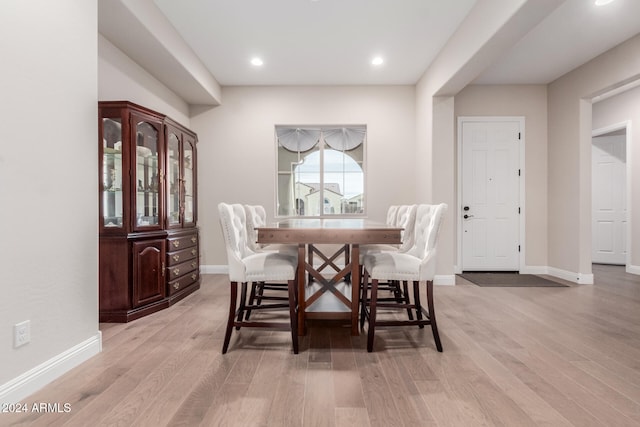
[
  {"xmin": 415, "ymin": 0, "xmax": 557, "ymax": 279},
  {"xmin": 190, "ymin": 86, "xmax": 416, "ymax": 268},
  {"xmin": 98, "ymin": 35, "xmax": 190, "ymax": 126},
  {"xmin": 0, "ymin": 0, "xmax": 100, "ymax": 402},
  {"xmin": 454, "ymin": 85, "xmax": 548, "ymax": 268},
  {"xmin": 548, "ymin": 33, "xmax": 640, "ymax": 279},
  {"xmin": 592, "ymin": 84, "xmax": 640, "ymax": 271}
]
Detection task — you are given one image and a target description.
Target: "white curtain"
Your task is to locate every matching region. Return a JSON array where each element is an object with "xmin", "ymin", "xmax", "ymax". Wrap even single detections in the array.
[
  {"xmin": 276, "ymin": 127, "xmax": 321, "ymax": 152},
  {"xmin": 277, "ymin": 126, "xmax": 365, "ymax": 152},
  {"xmin": 323, "ymin": 126, "xmax": 366, "ymax": 151}
]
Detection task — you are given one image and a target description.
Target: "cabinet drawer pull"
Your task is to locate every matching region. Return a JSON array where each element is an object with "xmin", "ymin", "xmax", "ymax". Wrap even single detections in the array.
[
  {"xmin": 191, "ymin": 236, "xmax": 197, "ymax": 243},
  {"xmin": 172, "ymin": 254, "xmax": 180, "ymax": 262},
  {"xmin": 172, "ymin": 240, "xmax": 180, "ymax": 248},
  {"xmin": 173, "ymin": 283, "xmax": 180, "ymax": 290},
  {"xmin": 173, "ymin": 268, "xmax": 180, "ymax": 276},
  {"xmin": 191, "ymin": 273, "xmax": 197, "ymax": 280},
  {"xmin": 191, "ymin": 249, "xmax": 197, "ymax": 256}
]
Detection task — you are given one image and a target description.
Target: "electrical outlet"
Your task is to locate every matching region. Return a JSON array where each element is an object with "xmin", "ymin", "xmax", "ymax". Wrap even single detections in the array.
[{"xmin": 14, "ymin": 320, "xmax": 30, "ymax": 348}]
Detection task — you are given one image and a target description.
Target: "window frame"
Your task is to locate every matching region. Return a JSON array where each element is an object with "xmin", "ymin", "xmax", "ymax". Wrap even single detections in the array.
[{"xmin": 274, "ymin": 125, "xmax": 367, "ymax": 218}]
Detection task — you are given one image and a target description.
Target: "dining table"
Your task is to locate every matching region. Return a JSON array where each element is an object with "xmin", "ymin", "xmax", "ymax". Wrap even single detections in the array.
[{"xmin": 256, "ymin": 218, "xmax": 402, "ymax": 335}]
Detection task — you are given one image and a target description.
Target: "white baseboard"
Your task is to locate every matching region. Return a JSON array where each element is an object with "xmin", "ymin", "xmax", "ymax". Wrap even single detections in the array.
[
  {"xmin": 519, "ymin": 265, "xmax": 549, "ymax": 275},
  {"xmin": 434, "ymin": 275, "xmax": 456, "ymax": 286},
  {"xmin": 456, "ymin": 265, "xmax": 594, "ymax": 285},
  {"xmin": 0, "ymin": 332, "xmax": 102, "ymax": 405},
  {"xmin": 200, "ymin": 265, "xmax": 227, "ymax": 275},
  {"xmin": 626, "ymin": 264, "xmax": 640, "ymax": 275},
  {"xmin": 547, "ymin": 267, "xmax": 594, "ymax": 284}
]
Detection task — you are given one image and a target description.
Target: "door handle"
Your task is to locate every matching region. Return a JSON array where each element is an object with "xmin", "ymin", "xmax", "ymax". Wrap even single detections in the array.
[{"xmin": 463, "ymin": 214, "xmax": 474, "ymax": 219}]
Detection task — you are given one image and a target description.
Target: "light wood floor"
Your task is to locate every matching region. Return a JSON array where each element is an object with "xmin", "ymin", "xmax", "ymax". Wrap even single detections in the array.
[{"xmin": 5, "ymin": 264, "xmax": 640, "ymax": 426}]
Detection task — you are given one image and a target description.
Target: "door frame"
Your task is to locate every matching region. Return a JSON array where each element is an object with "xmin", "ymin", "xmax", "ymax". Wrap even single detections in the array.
[
  {"xmin": 591, "ymin": 120, "xmax": 631, "ymax": 268},
  {"xmin": 456, "ymin": 116, "xmax": 526, "ymax": 273}
]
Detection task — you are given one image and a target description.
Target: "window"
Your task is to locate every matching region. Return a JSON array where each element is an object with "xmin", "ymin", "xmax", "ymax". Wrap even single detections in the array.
[{"xmin": 276, "ymin": 125, "xmax": 366, "ymax": 217}]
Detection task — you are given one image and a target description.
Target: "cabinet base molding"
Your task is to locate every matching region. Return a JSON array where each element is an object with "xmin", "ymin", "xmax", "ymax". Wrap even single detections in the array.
[{"xmin": 100, "ymin": 280, "xmax": 200, "ymax": 323}]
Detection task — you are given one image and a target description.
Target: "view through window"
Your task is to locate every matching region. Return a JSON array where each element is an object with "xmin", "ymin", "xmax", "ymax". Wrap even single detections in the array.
[{"xmin": 276, "ymin": 126, "xmax": 366, "ymax": 217}]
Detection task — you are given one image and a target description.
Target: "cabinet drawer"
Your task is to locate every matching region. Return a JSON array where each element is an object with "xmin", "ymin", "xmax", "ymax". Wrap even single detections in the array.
[
  {"xmin": 168, "ymin": 270, "xmax": 199, "ymax": 295},
  {"xmin": 167, "ymin": 234, "xmax": 198, "ymax": 251},
  {"xmin": 167, "ymin": 247, "xmax": 198, "ymax": 266},
  {"xmin": 166, "ymin": 259, "xmax": 198, "ymax": 280}
]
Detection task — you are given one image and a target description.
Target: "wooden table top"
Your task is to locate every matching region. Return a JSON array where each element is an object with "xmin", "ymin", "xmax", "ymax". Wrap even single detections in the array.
[{"xmin": 256, "ymin": 218, "xmax": 402, "ymax": 245}]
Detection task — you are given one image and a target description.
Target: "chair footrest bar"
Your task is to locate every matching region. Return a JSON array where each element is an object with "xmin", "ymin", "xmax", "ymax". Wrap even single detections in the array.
[
  {"xmin": 373, "ymin": 319, "xmax": 432, "ymax": 327},
  {"xmin": 233, "ymin": 321, "xmax": 292, "ymax": 329}
]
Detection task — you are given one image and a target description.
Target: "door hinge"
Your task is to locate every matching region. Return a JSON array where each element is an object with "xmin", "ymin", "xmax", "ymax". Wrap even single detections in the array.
[
  {"xmin": 518, "ymin": 245, "xmax": 521, "ymax": 252},
  {"xmin": 518, "ymin": 207, "xmax": 521, "ymax": 214},
  {"xmin": 518, "ymin": 132, "xmax": 521, "ymax": 140},
  {"xmin": 518, "ymin": 169, "xmax": 521, "ymax": 176}
]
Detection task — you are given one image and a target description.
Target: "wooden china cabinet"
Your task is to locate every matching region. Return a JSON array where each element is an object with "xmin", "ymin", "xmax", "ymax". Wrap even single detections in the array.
[{"xmin": 99, "ymin": 101, "xmax": 200, "ymax": 322}]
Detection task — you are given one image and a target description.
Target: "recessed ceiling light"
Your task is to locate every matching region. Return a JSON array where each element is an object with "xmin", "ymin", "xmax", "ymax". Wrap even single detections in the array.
[
  {"xmin": 250, "ymin": 57, "xmax": 263, "ymax": 66},
  {"xmin": 595, "ymin": 0, "xmax": 614, "ymax": 5},
  {"xmin": 371, "ymin": 56, "xmax": 384, "ymax": 66}
]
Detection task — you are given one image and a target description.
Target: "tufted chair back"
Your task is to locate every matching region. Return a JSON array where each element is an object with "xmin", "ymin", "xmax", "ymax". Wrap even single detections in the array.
[
  {"xmin": 405, "ymin": 203, "xmax": 447, "ymax": 279},
  {"xmin": 386, "ymin": 205, "xmax": 399, "ymax": 226},
  {"xmin": 244, "ymin": 204, "xmax": 267, "ymax": 252},
  {"xmin": 395, "ymin": 204, "xmax": 417, "ymax": 252},
  {"xmin": 218, "ymin": 202, "xmax": 254, "ymax": 282}
]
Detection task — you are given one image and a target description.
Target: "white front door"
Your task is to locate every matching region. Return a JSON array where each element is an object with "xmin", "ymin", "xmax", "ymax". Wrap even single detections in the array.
[
  {"xmin": 592, "ymin": 134, "xmax": 626, "ymax": 265},
  {"xmin": 461, "ymin": 119, "xmax": 521, "ymax": 271}
]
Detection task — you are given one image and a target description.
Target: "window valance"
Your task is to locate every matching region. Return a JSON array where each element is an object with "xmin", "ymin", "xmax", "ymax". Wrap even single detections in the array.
[{"xmin": 276, "ymin": 125, "xmax": 366, "ymax": 152}]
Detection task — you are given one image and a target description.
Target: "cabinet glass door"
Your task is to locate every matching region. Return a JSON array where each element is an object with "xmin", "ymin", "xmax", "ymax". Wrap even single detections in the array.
[
  {"xmin": 134, "ymin": 120, "xmax": 161, "ymax": 229},
  {"xmin": 183, "ymin": 137, "xmax": 196, "ymax": 225},
  {"xmin": 167, "ymin": 131, "xmax": 181, "ymax": 227},
  {"xmin": 102, "ymin": 118, "xmax": 123, "ymax": 228}
]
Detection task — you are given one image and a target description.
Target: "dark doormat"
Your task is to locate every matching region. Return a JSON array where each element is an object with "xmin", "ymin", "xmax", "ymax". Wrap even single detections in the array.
[{"xmin": 458, "ymin": 272, "xmax": 569, "ymax": 287}]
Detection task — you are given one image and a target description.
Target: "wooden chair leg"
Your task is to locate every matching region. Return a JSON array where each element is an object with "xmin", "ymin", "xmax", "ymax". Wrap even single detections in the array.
[
  {"xmin": 245, "ymin": 282, "xmax": 259, "ymax": 320},
  {"xmin": 288, "ymin": 279, "xmax": 299, "ymax": 354},
  {"xmin": 236, "ymin": 281, "xmax": 248, "ymax": 329},
  {"xmin": 413, "ymin": 280, "xmax": 424, "ymax": 328},
  {"xmin": 403, "ymin": 281, "xmax": 414, "ymax": 320},
  {"xmin": 367, "ymin": 278, "xmax": 379, "ymax": 352},
  {"xmin": 222, "ymin": 281, "xmax": 238, "ymax": 354},
  {"xmin": 426, "ymin": 280, "xmax": 443, "ymax": 352},
  {"xmin": 360, "ymin": 269, "xmax": 370, "ymax": 329}
]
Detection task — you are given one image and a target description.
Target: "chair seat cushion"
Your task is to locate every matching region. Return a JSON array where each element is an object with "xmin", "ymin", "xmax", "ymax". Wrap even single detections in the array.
[
  {"xmin": 263, "ymin": 243, "xmax": 298, "ymax": 257},
  {"xmin": 243, "ymin": 252, "xmax": 297, "ymax": 281},
  {"xmin": 363, "ymin": 251, "xmax": 420, "ymax": 281},
  {"xmin": 358, "ymin": 244, "xmax": 399, "ymax": 262}
]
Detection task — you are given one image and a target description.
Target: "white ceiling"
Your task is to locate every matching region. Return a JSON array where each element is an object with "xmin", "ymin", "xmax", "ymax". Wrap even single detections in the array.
[
  {"xmin": 474, "ymin": 0, "xmax": 640, "ymax": 84},
  {"xmin": 153, "ymin": 0, "xmax": 477, "ymax": 85},
  {"xmin": 152, "ymin": 0, "xmax": 640, "ymax": 87},
  {"xmin": 99, "ymin": 0, "xmax": 640, "ymax": 96}
]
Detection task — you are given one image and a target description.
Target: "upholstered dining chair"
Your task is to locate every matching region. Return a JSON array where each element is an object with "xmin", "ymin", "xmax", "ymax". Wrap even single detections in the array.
[
  {"xmin": 218, "ymin": 202, "xmax": 299, "ymax": 354},
  {"xmin": 360, "ymin": 203, "xmax": 447, "ymax": 352},
  {"xmin": 386, "ymin": 205, "xmax": 399, "ymax": 227},
  {"xmin": 358, "ymin": 204, "xmax": 418, "ymax": 322},
  {"xmin": 243, "ymin": 204, "xmax": 296, "ymax": 320},
  {"xmin": 359, "ymin": 204, "xmax": 417, "ymax": 262},
  {"xmin": 243, "ymin": 204, "xmax": 296, "ymax": 255}
]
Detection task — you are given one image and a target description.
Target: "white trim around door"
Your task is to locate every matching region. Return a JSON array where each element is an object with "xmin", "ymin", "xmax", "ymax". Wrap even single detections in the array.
[
  {"xmin": 592, "ymin": 121, "xmax": 632, "ymax": 271},
  {"xmin": 456, "ymin": 116, "xmax": 526, "ymax": 273}
]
